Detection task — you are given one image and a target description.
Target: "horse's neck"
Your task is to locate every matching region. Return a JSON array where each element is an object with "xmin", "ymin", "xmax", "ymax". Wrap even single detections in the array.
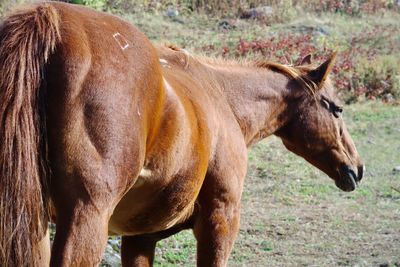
[{"xmin": 208, "ymin": 64, "xmax": 294, "ymax": 146}]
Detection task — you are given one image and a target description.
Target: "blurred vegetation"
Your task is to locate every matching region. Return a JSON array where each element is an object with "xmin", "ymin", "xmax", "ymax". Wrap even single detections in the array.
[
  {"xmin": 0, "ymin": 0, "xmax": 399, "ymax": 102},
  {"xmin": 80, "ymin": 0, "xmax": 398, "ymax": 15},
  {"xmin": 2, "ymin": 0, "xmax": 397, "ymax": 16}
]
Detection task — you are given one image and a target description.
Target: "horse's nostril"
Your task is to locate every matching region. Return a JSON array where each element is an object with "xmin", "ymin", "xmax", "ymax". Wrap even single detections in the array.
[{"xmin": 357, "ymin": 165, "xmax": 365, "ymax": 181}]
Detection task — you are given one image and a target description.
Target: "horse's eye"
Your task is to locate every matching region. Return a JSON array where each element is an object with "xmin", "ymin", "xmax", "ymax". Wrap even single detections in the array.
[
  {"xmin": 320, "ymin": 97, "xmax": 342, "ymax": 118},
  {"xmin": 321, "ymin": 98, "xmax": 330, "ymax": 110}
]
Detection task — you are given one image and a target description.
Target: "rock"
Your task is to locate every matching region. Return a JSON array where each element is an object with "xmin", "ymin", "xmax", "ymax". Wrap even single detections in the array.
[
  {"xmin": 240, "ymin": 6, "xmax": 273, "ymax": 20},
  {"xmin": 383, "ymin": 93, "xmax": 394, "ymax": 103},
  {"xmin": 218, "ymin": 19, "xmax": 237, "ymax": 30},
  {"xmin": 164, "ymin": 6, "xmax": 184, "ymax": 24},
  {"xmin": 393, "ymin": 166, "xmax": 400, "ymax": 173},
  {"xmin": 290, "ymin": 25, "xmax": 330, "ymax": 36},
  {"xmin": 101, "ymin": 240, "xmax": 121, "ymax": 266},
  {"xmin": 165, "ymin": 6, "xmax": 179, "ymax": 18}
]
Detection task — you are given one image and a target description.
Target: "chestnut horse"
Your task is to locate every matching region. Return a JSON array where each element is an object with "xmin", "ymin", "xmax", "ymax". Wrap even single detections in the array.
[{"xmin": 0, "ymin": 2, "xmax": 364, "ymax": 266}]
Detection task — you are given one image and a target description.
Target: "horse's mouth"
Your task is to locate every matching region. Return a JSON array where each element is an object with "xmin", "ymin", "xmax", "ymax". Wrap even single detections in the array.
[{"xmin": 336, "ymin": 165, "xmax": 364, "ymax": 192}]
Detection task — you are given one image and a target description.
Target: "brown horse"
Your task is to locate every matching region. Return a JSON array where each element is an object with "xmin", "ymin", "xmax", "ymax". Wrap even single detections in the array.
[{"xmin": 0, "ymin": 2, "xmax": 364, "ymax": 266}]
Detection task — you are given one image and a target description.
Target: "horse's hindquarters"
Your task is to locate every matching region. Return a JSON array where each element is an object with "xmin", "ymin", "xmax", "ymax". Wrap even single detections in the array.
[{"xmin": 43, "ymin": 3, "xmax": 166, "ymax": 265}]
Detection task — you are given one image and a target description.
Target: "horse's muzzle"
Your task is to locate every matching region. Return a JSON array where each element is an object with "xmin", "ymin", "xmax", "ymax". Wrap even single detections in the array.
[{"xmin": 336, "ymin": 164, "xmax": 365, "ymax": 192}]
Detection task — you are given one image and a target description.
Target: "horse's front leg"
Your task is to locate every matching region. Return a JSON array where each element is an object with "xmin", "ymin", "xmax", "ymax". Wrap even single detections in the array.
[{"xmin": 193, "ymin": 169, "xmax": 246, "ymax": 266}]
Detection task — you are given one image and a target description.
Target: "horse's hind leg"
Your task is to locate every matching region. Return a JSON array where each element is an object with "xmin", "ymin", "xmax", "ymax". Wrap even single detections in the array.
[
  {"xmin": 121, "ymin": 221, "xmax": 194, "ymax": 267},
  {"xmin": 48, "ymin": 133, "xmax": 143, "ymax": 267},
  {"xmin": 46, "ymin": 101, "xmax": 147, "ymax": 266},
  {"xmin": 51, "ymin": 210, "xmax": 108, "ymax": 266},
  {"xmin": 46, "ymin": 65, "xmax": 147, "ymax": 266},
  {"xmin": 48, "ymin": 134, "xmax": 143, "ymax": 266},
  {"xmin": 50, "ymin": 171, "xmax": 120, "ymax": 266},
  {"xmin": 121, "ymin": 235, "xmax": 157, "ymax": 267}
]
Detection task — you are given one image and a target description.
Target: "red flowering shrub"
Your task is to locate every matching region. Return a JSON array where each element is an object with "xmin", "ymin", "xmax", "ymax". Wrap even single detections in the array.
[{"xmin": 211, "ymin": 25, "xmax": 399, "ymax": 102}]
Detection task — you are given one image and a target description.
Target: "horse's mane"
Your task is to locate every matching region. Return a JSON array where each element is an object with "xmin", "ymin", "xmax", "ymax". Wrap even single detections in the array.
[
  {"xmin": 174, "ymin": 47, "xmax": 318, "ymax": 96},
  {"xmin": 254, "ymin": 60, "xmax": 318, "ymax": 96}
]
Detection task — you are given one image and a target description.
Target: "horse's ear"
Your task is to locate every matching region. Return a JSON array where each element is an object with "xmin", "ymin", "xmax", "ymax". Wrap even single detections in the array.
[
  {"xmin": 299, "ymin": 54, "xmax": 312, "ymax": 65},
  {"xmin": 307, "ymin": 52, "xmax": 337, "ymax": 89}
]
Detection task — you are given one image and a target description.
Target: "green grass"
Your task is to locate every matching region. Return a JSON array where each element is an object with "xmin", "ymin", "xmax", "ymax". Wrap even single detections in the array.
[{"xmin": 154, "ymin": 230, "xmax": 196, "ymax": 266}]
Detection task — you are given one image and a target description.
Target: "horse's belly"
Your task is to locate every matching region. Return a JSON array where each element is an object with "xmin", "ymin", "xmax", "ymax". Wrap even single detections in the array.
[{"xmin": 108, "ymin": 171, "xmax": 200, "ymax": 236}]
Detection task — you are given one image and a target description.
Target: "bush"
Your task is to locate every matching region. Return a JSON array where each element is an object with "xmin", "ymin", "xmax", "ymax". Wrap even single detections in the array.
[
  {"xmin": 356, "ymin": 56, "xmax": 400, "ymax": 100},
  {"xmin": 299, "ymin": 0, "xmax": 398, "ymax": 15},
  {"xmin": 210, "ymin": 23, "xmax": 399, "ymax": 102},
  {"xmin": 0, "ymin": 0, "xmax": 27, "ymax": 16},
  {"xmin": 63, "ymin": 0, "xmax": 398, "ymax": 17},
  {"xmin": 69, "ymin": 0, "xmax": 107, "ymax": 10}
]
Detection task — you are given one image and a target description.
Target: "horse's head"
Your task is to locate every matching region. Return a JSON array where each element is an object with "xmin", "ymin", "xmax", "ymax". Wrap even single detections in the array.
[{"xmin": 276, "ymin": 54, "xmax": 364, "ymax": 192}]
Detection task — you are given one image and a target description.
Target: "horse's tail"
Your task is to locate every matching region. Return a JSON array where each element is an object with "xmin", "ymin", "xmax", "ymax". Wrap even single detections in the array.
[{"xmin": 0, "ymin": 4, "xmax": 60, "ymax": 266}]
